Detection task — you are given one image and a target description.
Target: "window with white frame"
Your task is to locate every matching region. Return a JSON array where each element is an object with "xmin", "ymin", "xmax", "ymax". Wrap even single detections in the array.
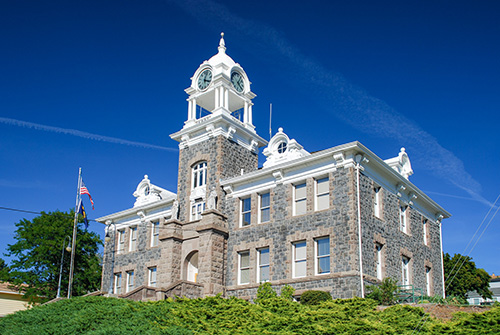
[
  {"xmin": 374, "ymin": 187, "xmax": 381, "ymax": 218},
  {"xmin": 117, "ymin": 229, "xmax": 125, "ymax": 254},
  {"xmin": 315, "ymin": 177, "xmax": 329, "ymax": 211},
  {"xmin": 114, "ymin": 273, "xmax": 122, "ymax": 294},
  {"xmin": 259, "ymin": 192, "xmax": 270, "ymax": 223},
  {"xmin": 423, "ymin": 219, "xmax": 428, "ymax": 246},
  {"xmin": 258, "ymin": 247, "xmax": 270, "ymax": 282},
  {"xmin": 399, "ymin": 205, "xmax": 408, "ymax": 233},
  {"xmin": 293, "ymin": 241, "xmax": 307, "ymax": 278},
  {"xmin": 238, "ymin": 251, "xmax": 250, "ymax": 285},
  {"xmin": 294, "ymin": 183, "xmax": 307, "ymax": 216},
  {"xmin": 148, "ymin": 266, "xmax": 157, "ymax": 287},
  {"xmin": 376, "ymin": 243, "xmax": 383, "ymax": 280},
  {"xmin": 241, "ymin": 197, "xmax": 251, "ymax": 227},
  {"xmin": 126, "ymin": 270, "xmax": 134, "ymax": 292},
  {"xmin": 192, "ymin": 161, "xmax": 207, "ymax": 189},
  {"xmin": 401, "ymin": 256, "xmax": 410, "ymax": 286},
  {"xmin": 129, "ymin": 226, "xmax": 137, "ymax": 252},
  {"xmin": 151, "ymin": 221, "xmax": 159, "ymax": 247},
  {"xmin": 425, "ymin": 266, "xmax": 431, "ymax": 296},
  {"xmin": 315, "ymin": 237, "xmax": 330, "ymax": 275},
  {"xmin": 191, "ymin": 199, "xmax": 205, "ymax": 221}
]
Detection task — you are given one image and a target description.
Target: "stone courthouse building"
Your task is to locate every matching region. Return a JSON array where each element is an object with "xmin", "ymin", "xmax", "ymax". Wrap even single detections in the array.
[{"xmin": 98, "ymin": 34, "xmax": 450, "ymax": 301}]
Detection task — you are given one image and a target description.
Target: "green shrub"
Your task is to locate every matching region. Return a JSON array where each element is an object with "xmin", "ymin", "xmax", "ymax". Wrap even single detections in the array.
[
  {"xmin": 255, "ymin": 282, "xmax": 277, "ymax": 303},
  {"xmin": 256, "ymin": 282, "xmax": 296, "ymax": 303},
  {"xmin": 280, "ymin": 284, "xmax": 295, "ymax": 301},
  {"xmin": 300, "ymin": 290, "xmax": 332, "ymax": 305},
  {"xmin": 443, "ymin": 295, "xmax": 468, "ymax": 305},
  {"xmin": 1, "ymin": 292, "xmax": 499, "ymax": 334},
  {"xmin": 366, "ymin": 277, "xmax": 399, "ymax": 305}
]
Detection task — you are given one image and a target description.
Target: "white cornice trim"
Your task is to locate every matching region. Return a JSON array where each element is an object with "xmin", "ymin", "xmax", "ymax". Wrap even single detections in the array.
[
  {"xmin": 170, "ymin": 109, "xmax": 267, "ymax": 153},
  {"xmin": 221, "ymin": 141, "xmax": 451, "ymax": 219},
  {"xmin": 96, "ymin": 197, "xmax": 176, "ymax": 223}
]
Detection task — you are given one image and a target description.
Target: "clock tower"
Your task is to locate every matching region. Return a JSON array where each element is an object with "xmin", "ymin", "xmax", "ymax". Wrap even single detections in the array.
[{"xmin": 170, "ymin": 33, "xmax": 267, "ymax": 222}]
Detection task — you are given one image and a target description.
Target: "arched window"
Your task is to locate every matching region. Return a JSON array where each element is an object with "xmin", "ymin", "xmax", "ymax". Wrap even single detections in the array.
[
  {"xmin": 186, "ymin": 251, "xmax": 199, "ymax": 283},
  {"xmin": 192, "ymin": 162, "xmax": 207, "ymax": 189}
]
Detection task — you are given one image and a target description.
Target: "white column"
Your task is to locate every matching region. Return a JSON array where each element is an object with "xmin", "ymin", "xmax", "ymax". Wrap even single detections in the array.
[
  {"xmin": 191, "ymin": 98, "xmax": 197, "ymax": 120},
  {"xmin": 224, "ymin": 88, "xmax": 229, "ymax": 109},
  {"xmin": 248, "ymin": 103, "xmax": 253, "ymax": 124},
  {"xmin": 215, "ymin": 87, "xmax": 219, "ymax": 108},
  {"xmin": 219, "ymin": 87, "xmax": 225, "ymax": 109},
  {"xmin": 244, "ymin": 101, "xmax": 249, "ymax": 123},
  {"xmin": 188, "ymin": 100, "xmax": 194, "ymax": 120}
]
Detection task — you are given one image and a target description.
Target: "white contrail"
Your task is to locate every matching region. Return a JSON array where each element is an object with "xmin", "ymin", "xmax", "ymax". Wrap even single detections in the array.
[
  {"xmin": 169, "ymin": 0, "xmax": 489, "ymax": 206},
  {"xmin": 0, "ymin": 117, "xmax": 178, "ymax": 152}
]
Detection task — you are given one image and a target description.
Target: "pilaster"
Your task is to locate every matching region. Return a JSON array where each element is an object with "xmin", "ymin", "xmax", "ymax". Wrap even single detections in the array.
[
  {"xmin": 196, "ymin": 209, "xmax": 228, "ymax": 296},
  {"xmin": 158, "ymin": 218, "xmax": 183, "ymax": 285}
]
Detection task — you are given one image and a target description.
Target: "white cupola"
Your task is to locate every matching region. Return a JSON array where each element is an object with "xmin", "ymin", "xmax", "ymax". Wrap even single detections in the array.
[
  {"xmin": 263, "ymin": 128, "xmax": 310, "ymax": 168},
  {"xmin": 184, "ymin": 32, "xmax": 255, "ymax": 126},
  {"xmin": 171, "ymin": 33, "xmax": 267, "ymax": 153}
]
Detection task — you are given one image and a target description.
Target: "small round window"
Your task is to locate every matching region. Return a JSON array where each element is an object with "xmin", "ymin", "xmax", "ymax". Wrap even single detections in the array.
[
  {"xmin": 277, "ymin": 142, "xmax": 287, "ymax": 154},
  {"xmin": 144, "ymin": 185, "xmax": 150, "ymax": 196}
]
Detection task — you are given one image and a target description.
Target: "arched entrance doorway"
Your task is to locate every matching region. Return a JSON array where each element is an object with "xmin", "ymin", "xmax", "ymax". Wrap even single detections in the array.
[{"xmin": 186, "ymin": 251, "xmax": 199, "ymax": 283}]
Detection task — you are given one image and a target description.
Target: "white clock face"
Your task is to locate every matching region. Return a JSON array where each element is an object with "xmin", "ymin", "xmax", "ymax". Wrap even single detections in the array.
[
  {"xmin": 231, "ymin": 72, "xmax": 244, "ymax": 92},
  {"xmin": 197, "ymin": 69, "xmax": 212, "ymax": 90}
]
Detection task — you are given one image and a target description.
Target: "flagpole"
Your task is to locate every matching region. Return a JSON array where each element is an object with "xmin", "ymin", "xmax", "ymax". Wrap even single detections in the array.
[
  {"xmin": 68, "ymin": 167, "xmax": 81, "ymax": 299},
  {"xmin": 269, "ymin": 103, "xmax": 272, "ymax": 140}
]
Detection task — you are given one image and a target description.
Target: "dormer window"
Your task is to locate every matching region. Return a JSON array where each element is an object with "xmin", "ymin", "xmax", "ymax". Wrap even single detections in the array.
[
  {"xmin": 192, "ymin": 162, "xmax": 207, "ymax": 189},
  {"xmin": 133, "ymin": 175, "xmax": 175, "ymax": 208},
  {"xmin": 277, "ymin": 142, "xmax": 287, "ymax": 154},
  {"xmin": 262, "ymin": 128, "xmax": 310, "ymax": 168}
]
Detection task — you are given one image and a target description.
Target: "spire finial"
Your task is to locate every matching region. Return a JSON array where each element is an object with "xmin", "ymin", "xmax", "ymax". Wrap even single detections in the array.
[{"xmin": 218, "ymin": 32, "xmax": 226, "ymax": 53}]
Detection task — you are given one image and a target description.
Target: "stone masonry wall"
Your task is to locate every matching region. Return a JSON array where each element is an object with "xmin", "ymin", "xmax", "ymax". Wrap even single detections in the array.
[
  {"xmin": 357, "ymin": 171, "xmax": 444, "ymax": 296},
  {"xmin": 102, "ymin": 222, "xmax": 162, "ymax": 293},
  {"xmin": 223, "ymin": 167, "xmax": 363, "ymax": 300},
  {"xmin": 223, "ymin": 166, "xmax": 444, "ymax": 301},
  {"xmin": 176, "ymin": 136, "xmax": 258, "ymax": 222}
]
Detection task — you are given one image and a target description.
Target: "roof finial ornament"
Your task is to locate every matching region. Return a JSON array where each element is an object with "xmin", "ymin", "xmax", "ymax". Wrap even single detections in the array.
[{"xmin": 218, "ymin": 32, "xmax": 226, "ymax": 53}]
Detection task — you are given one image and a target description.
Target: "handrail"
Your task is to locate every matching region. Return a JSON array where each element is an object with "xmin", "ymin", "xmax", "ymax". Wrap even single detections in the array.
[{"xmin": 397, "ymin": 284, "xmax": 424, "ymax": 304}]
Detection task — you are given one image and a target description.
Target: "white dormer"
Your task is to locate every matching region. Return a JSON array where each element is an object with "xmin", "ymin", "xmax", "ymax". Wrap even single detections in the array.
[
  {"xmin": 384, "ymin": 148, "xmax": 413, "ymax": 180},
  {"xmin": 133, "ymin": 175, "xmax": 176, "ymax": 207},
  {"xmin": 263, "ymin": 128, "xmax": 310, "ymax": 168}
]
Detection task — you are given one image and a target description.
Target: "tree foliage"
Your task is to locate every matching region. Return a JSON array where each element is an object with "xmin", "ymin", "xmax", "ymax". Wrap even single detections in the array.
[
  {"xmin": 0, "ymin": 257, "xmax": 9, "ymax": 281},
  {"xmin": 443, "ymin": 252, "xmax": 492, "ymax": 300},
  {"xmin": 3, "ymin": 210, "xmax": 102, "ymax": 302}
]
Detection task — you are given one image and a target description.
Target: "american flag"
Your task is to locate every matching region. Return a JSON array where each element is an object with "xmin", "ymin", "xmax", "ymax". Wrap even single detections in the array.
[{"xmin": 80, "ymin": 181, "xmax": 94, "ymax": 210}]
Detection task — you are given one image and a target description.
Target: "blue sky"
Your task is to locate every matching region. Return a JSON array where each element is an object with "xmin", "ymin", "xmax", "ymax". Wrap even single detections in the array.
[{"xmin": 1, "ymin": 0, "xmax": 499, "ymax": 276}]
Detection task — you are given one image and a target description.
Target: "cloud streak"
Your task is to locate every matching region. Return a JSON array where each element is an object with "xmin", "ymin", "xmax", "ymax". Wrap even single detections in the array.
[
  {"xmin": 169, "ymin": 0, "xmax": 490, "ymax": 207},
  {"xmin": 0, "ymin": 117, "xmax": 178, "ymax": 152}
]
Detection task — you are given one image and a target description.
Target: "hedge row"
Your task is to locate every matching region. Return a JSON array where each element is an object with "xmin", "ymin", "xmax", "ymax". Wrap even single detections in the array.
[{"xmin": 1, "ymin": 295, "xmax": 499, "ymax": 334}]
